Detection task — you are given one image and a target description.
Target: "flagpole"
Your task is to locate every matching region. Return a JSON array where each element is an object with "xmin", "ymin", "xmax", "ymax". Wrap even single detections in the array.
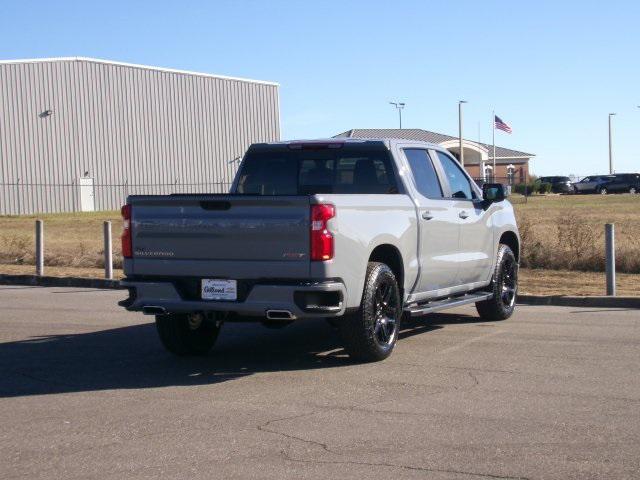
[{"xmin": 492, "ymin": 110, "xmax": 496, "ymax": 181}]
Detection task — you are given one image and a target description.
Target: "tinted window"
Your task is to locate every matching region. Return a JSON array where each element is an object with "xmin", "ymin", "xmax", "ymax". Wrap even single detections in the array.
[
  {"xmin": 436, "ymin": 151, "xmax": 474, "ymax": 199},
  {"xmin": 236, "ymin": 148, "xmax": 398, "ymax": 195},
  {"xmin": 404, "ymin": 149, "xmax": 442, "ymax": 198},
  {"xmin": 236, "ymin": 155, "xmax": 299, "ymax": 195},
  {"xmin": 617, "ymin": 174, "xmax": 638, "ymax": 181}
]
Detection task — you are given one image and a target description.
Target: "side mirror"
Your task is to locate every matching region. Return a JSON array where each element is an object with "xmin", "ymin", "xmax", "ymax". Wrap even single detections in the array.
[{"xmin": 482, "ymin": 183, "xmax": 505, "ymax": 205}]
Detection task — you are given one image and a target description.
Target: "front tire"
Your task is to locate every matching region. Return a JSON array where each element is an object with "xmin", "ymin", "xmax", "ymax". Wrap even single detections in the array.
[
  {"xmin": 339, "ymin": 262, "xmax": 402, "ymax": 362},
  {"xmin": 599, "ymin": 187, "xmax": 608, "ymax": 195},
  {"xmin": 155, "ymin": 313, "xmax": 222, "ymax": 356},
  {"xmin": 630, "ymin": 186, "xmax": 637, "ymax": 195},
  {"xmin": 476, "ymin": 244, "xmax": 518, "ymax": 321}
]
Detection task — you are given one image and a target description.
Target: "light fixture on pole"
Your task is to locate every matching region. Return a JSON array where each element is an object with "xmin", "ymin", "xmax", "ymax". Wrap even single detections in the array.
[
  {"xmin": 458, "ymin": 100, "xmax": 467, "ymax": 167},
  {"xmin": 608, "ymin": 113, "xmax": 616, "ymax": 174},
  {"xmin": 389, "ymin": 102, "xmax": 405, "ymax": 129}
]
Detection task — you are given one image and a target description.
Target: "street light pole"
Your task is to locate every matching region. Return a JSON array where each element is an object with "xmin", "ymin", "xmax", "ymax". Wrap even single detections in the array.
[
  {"xmin": 389, "ymin": 102, "xmax": 405, "ymax": 129},
  {"xmin": 458, "ymin": 100, "xmax": 467, "ymax": 167},
  {"xmin": 608, "ymin": 113, "xmax": 616, "ymax": 174}
]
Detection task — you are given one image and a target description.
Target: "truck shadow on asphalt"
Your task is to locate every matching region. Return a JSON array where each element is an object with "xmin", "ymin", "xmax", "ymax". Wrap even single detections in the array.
[{"xmin": 0, "ymin": 312, "xmax": 486, "ymax": 398}]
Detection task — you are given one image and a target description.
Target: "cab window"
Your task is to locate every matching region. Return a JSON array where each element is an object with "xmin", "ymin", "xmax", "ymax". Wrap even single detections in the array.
[
  {"xmin": 404, "ymin": 149, "xmax": 443, "ymax": 198},
  {"xmin": 436, "ymin": 151, "xmax": 475, "ymax": 200}
]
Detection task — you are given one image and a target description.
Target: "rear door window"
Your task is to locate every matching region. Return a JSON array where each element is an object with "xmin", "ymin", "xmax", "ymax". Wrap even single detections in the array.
[{"xmin": 403, "ymin": 149, "xmax": 443, "ymax": 198}]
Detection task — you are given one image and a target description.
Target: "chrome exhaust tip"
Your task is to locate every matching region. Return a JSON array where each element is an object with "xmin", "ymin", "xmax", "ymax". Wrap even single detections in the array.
[{"xmin": 265, "ymin": 310, "xmax": 296, "ymax": 320}]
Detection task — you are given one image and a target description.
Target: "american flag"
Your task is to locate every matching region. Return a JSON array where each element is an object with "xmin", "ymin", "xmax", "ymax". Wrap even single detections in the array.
[{"xmin": 494, "ymin": 115, "xmax": 512, "ymax": 134}]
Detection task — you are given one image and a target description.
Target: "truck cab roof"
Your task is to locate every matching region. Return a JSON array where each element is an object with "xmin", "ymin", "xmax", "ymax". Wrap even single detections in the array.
[{"xmin": 248, "ymin": 138, "xmax": 445, "ymax": 152}]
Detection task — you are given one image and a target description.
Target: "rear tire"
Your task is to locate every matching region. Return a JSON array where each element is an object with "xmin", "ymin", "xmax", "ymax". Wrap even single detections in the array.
[
  {"xmin": 630, "ymin": 187, "xmax": 637, "ymax": 195},
  {"xmin": 155, "ymin": 313, "xmax": 222, "ymax": 356},
  {"xmin": 339, "ymin": 262, "xmax": 402, "ymax": 362},
  {"xmin": 476, "ymin": 244, "xmax": 518, "ymax": 321},
  {"xmin": 599, "ymin": 187, "xmax": 608, "ymax": 195}
]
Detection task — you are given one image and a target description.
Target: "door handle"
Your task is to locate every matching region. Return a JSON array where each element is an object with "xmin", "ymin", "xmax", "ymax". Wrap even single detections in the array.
[
  {"xmin": 459, "ymin": 211, "xmax": 469, "ymax": 219},
  {"xmin": 422, "ymin": 211, "xmax": 434, "ymax": 220}
]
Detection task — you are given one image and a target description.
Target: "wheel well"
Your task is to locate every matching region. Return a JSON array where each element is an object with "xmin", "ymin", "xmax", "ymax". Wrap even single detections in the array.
[
  {"xmin": 499, "ymin": 231, "xmax": 520, "ymax": 262},
  {"xmin": 369, "ymin": 244, "xmax": 404, "ymax": 292}
]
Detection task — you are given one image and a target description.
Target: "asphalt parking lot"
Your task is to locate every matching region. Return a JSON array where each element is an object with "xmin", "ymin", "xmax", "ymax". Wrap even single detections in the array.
[{"xmin": 1, "ymin": 286, "xmax": 639, "ymax": 479}]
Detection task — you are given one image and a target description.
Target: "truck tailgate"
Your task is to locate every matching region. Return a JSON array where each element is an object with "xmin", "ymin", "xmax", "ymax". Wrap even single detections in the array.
[{"xmin": 128, "ymin": 195, "xmax": 311, "ymax": 278}]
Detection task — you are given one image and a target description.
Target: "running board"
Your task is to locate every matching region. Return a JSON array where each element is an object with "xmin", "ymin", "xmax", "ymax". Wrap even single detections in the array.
[{"xmin": 404, "ymin": 292, "xmax": 493, "ymax": 317}]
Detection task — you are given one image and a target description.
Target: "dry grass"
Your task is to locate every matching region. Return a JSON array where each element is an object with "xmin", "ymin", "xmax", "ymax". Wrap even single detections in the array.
[
  {"xmin": 0, "ymin": 264, "xmax": 125, "ymax": 280},
  {"xmin": 0, "ymin": 211, "xmax": 123, "ymax": 270},
  {"xmin": 518, "ymin": 268, "xmax": 640, "ymax": 297},
  {"xmin": 0, "ymin": 194, "xmax": 638, "ymax": 283},
  {"xmin": 514, "ymin": 194, "xmax": 640, "ymax": 273}
]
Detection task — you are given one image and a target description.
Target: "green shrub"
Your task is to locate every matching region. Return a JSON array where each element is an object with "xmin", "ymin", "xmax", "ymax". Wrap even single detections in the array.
[
  {"xmin": 514, "ymin": 183, "xmax": 537, "ymax": 196},
  {"xmin": 537, "ymin": 182, "xmax": 552, "ymax": 194}
]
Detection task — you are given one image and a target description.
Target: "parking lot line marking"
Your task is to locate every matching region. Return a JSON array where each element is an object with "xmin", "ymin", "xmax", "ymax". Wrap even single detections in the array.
[{"xmin": 437, "ymin": 329, "xmax": 505, "ymax": 355}]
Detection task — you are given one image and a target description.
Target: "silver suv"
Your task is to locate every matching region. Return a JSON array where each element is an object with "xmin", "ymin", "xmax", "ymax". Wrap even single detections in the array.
[{"xmin": 119, "ymin": 139, "xmax": 520, "ymax": 361}]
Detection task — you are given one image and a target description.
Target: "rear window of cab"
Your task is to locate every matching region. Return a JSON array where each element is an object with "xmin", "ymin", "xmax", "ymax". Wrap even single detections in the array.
[{"xmin": 236, "ymin": 148, "xmax": 399, "ymax": 195}]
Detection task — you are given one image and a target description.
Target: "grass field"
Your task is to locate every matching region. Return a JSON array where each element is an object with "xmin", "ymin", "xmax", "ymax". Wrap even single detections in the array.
[
  {"xmin": 1, "ymin": 194, "xmax": 639, "ymax": 295},
  {"xmin": 514, "ymin": 194, "xmax": 640, "ymax": 273},
  {"xmin": 0, "ymin": 211, "xmax": 124, "ymax": 269}
]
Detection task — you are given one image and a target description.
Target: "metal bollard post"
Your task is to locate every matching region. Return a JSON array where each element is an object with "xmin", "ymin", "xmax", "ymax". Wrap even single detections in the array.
[
  {"xmin": 103, "ymin": 221, "xmax": 113, "ymax": 280},
  {"xmin": 35, "ymin": 220, "xmax": 44, "ymax": 276},
  {"xmin": 605, "ymin": 223, "xmax": 616, "ymax": 296}
]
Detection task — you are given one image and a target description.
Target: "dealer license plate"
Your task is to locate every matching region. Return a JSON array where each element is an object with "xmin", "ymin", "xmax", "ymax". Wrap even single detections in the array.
[{"xmin": 201, "ymin": 279, "xmax": 237, "ymax": 301}]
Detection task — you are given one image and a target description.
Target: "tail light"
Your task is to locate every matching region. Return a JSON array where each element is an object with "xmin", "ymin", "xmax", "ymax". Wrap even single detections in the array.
[
  {"xmin": 311, "ymin": 204, "xmax": 335, "ymax": 261},
  {"xmin": 121, "ymin": 204, "xmax": 132, "ymax": 258}
]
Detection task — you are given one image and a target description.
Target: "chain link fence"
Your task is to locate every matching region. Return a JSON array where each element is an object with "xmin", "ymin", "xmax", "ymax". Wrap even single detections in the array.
[{"xmin": 0, "ymin": 174, "xmax": 599, "ymax": 216}]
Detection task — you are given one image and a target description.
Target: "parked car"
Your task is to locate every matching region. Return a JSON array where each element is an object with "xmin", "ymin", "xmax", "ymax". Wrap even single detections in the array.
[
  {"xmin": 572, "ymin": 175, "xmax": 615, "ymax": 194},
  {"xmin": 118, "ymin": 139, "xmax": 520, "ymax": 362},
  {"xmin": 537, "ymin": 176, "xmax": 573, "ymax": 194},
  {"xmin": 605, "ymin": 173, "xmax": 640, "ymax": 194}
]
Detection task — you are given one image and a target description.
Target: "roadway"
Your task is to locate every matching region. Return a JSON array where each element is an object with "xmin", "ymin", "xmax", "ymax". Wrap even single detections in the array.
[{"xmin": 1, "ymin": 285, "xmax": 639, "ymax": 479}]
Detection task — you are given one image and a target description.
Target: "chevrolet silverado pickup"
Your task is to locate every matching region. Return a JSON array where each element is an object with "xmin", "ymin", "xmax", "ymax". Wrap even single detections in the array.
[{"xmin": 119, "ymin": 139, "xmax": 520, "ymax": 361}]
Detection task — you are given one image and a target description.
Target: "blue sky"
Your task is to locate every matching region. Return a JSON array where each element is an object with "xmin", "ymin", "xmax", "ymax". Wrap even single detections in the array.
[{"xmin": 1, "ymin": 0, "xmax": 639, "ymax": 175}]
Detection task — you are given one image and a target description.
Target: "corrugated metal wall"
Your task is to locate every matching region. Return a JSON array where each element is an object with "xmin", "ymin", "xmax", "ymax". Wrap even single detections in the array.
[{"xmin": 0, "ymin": 58, "xmax": 280, "ymax": 215}]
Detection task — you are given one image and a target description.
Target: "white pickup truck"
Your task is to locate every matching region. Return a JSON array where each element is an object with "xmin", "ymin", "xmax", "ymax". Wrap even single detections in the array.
[{"xmin": 119, "ymin": 138, "xmax": 520, "ymax": 361}]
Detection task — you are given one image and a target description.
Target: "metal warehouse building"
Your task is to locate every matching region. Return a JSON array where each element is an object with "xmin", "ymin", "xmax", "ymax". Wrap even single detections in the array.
[{"xmin": 0, "ymin": 57, "xmax": 280, "ymax": 215}]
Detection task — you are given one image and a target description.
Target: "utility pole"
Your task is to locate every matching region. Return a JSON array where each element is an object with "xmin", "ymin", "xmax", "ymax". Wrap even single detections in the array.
[
  {"xmin": 389, "ymin": 102, "xmax": 405, "ymax": 129},
  {"xmin": 458, "ymin": 100, "xmax": 467, "ymax": 167},
  {"xmin": 608, "ymin": 113, "xmax": 616, "ymax": 174}
]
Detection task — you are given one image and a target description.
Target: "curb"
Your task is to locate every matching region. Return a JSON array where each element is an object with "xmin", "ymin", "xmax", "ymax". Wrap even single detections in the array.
[
  {"xmin": 0, "ymin": 274, "xmax": 123, "ymax": 290},
  {"xmin": 517, "ymin": 294, "xmax": 640, "ymax": 309},
  {"xmin": 0, "ymin": 275, "xmax": 638, "ymax": 308}
]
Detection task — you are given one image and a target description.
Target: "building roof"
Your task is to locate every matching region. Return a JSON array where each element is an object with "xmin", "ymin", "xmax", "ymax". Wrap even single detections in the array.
[
  {"xmin": 334, "ymin": 128, "xmax": 534, "ymax": 158},
  {"xmin": 0, "ymin": 57, "xmax": 279, "ymax": 87}
]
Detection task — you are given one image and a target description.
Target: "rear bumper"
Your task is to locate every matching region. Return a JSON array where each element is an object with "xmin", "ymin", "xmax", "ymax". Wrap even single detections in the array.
[{"xmin": 119, "ymin": 278, "xmax": 347, "ymax": 319}]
